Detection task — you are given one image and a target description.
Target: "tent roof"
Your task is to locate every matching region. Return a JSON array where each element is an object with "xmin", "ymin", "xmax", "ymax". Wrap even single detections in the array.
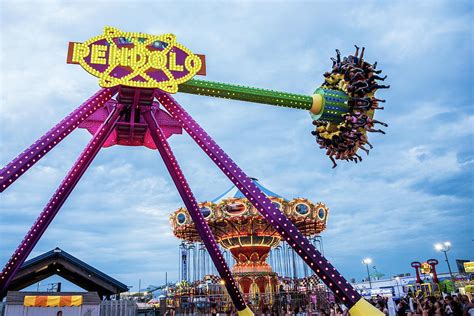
[
  {"xmin": 212, "ymin": 178, "xmax": 285, "ymax": 203},
  {"xmin": 4, "ymin": 248, "xmax": 128, "ymax": 298}
]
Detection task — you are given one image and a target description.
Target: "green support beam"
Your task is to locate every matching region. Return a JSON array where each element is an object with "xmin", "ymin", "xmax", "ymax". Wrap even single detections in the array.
[{"xmin": 178, "ymin": 78, "xmax": 314, "ymax": 111}]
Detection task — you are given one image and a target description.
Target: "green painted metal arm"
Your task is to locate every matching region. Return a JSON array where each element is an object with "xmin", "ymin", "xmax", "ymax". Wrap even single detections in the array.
[
  {"xmin": 178, "ymin": 78, "xmax": 314, "ymax": 111},
  {"xmin": 178, "ymin": 78, "xmax": 350, "ymax": 124}
]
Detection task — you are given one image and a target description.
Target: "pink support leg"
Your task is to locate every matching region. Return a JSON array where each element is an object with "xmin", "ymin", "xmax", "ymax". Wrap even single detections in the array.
[
  {"xmin": 142, "ymin": 109, "xmax": 248, "ymax": 312},
  {"xmin": 156, "ymin": 91, "xmax": 362, "ymax": 308},
  {"xmin": 0, "ymin": 87, "xmax": 118, "ymax": 192},
  {"xmin": 0, "ymin": 103, "xmax": 124, "ymax": 297}
]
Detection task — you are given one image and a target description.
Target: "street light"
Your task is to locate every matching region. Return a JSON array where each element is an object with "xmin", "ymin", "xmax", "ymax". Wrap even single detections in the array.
[
  {"xmin": 362, "ymin": 258, "xmax": 372, "ymax": 289},
  {"xmin": 394, "ymin": 276, "xmax": 401, "ymax": 297},
  {"xmin": 434, "ymin": 241, "xmax": 455, "ymax": 291}
]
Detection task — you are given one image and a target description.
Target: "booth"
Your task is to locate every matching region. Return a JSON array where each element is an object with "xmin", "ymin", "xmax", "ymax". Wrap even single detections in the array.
[{"xmin": 4, "ymin": 291, "xmax": 100, "ymax": 316}]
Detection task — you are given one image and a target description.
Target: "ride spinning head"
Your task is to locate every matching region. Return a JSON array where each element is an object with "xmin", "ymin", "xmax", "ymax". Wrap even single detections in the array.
[{"xmin": 310, "ymin": 46, "xmax": 390, "ymax": 168}]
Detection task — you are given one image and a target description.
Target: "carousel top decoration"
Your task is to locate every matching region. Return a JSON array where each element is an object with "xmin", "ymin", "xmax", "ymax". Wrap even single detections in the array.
[
  {"xmin": 67, "ymin": 27, "xmax": 205, "ymax": 93},
  {"xmin": 170, "ymin": 178, "xmax": 329, "ymax": 245}
]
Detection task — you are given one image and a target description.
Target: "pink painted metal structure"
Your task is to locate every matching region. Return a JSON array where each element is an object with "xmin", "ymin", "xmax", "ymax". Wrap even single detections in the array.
[
  {"xmin": 427, "ymin": 259, "xmax": 439, "ymax": 284},
  {"xmin": 411, "ymin": 261, "xmax": 422, "ymax": 284},
  {"xmin": 1, "ymin": 28, "xmax": 389, "ymax": 315},
  {"xmin": 0, "ymin": 86, "xmax": 358, "ymax": 310}
]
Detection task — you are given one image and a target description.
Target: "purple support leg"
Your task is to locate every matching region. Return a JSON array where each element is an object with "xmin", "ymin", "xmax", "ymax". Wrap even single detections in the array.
[
  {"xmin": 0, "ymin": 103, "xmax": 124, "ymax": 297},
  {"xmin": 142, "ymin": 109, "xmax": 248, "ymax": 312},
  {"xmin": 0, "ymin": 87, "xmax": 118, "ymax": 192},
  {"xmin": 156, "ymin": 92, "xmax": 362, "ymax": 308}
]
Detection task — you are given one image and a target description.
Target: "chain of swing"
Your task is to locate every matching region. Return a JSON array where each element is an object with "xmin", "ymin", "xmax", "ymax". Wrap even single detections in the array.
[{"xmin": 177, "ymin": 236, "xmax": 324, "ymax": 283}]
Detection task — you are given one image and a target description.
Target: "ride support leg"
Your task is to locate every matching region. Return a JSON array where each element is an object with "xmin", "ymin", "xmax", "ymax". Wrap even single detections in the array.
[
  {"xmin": 0, "ymin": 103, "xmax": 124, "ymax": 297},
  {"xmin": 143, "ymin": 108, "xmax": 252, "ymax": 315},
  {"xmin": 0, "ymin": 88, "xmax": 118, "ymax": 192},
  {"xmin": 155, "ymin": 91, "xmax": 382, "ymax": 316}
]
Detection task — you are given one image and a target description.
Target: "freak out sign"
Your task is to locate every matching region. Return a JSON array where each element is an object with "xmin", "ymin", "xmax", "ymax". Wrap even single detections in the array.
[{"xmin": 67, "ymin": 27, "xmax": 205, "ymax": 93}]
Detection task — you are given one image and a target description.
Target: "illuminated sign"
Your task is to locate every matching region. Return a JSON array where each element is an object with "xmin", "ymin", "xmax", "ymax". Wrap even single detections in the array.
[
  {"xmin": 464, "ymin": 262, "xmax": 474, "ymax": 273},
  {"xmin": 67, "ymin": 27, "xmax": 205, "ymax": 93},
  {"xmin": 420, "ymin": 262, "xmax": 431, "ymax": 274}
]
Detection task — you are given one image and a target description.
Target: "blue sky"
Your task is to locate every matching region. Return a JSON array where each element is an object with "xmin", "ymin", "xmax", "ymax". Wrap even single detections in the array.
[{"xmin": 1, "ymin": 0, "xmax": 473, "ymax": 292}]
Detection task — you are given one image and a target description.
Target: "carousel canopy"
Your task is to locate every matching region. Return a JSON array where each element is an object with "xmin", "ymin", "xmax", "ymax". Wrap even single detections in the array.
[
  {"xmin": 212, "ymin": 178, "xmax": 285, "ymax": 204},
  {"xmin": 171, "ymin": 177, "xmax": 328, "ymax": 243}
]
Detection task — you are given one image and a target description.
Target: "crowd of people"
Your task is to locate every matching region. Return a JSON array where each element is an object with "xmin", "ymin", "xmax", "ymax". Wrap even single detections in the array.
[
  {"xmin": 163, "ymin": 291, "xmax": 474, "ymax": 315},
  {"xmin": 312, "ymin": 45, "xmax": 389, "ymax": 168},
  {"xmin": 394, "ymin": 293, "xmax": 474, "ymax": 316},
  {"xmin": 307, "ymin": 293, "xmax": 474, "ymax": 316}
]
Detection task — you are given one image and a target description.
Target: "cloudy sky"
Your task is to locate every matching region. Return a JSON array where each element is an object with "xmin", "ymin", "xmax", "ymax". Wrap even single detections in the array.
[{"xmin": 1, "ymin": 0, "xmax": 472, "ymax": 292}]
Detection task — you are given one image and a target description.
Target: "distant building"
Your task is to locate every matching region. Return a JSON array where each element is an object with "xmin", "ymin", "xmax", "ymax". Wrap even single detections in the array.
[{"xmin": 351, "ymin": 272, "xmax": 463, "ymax": 298}]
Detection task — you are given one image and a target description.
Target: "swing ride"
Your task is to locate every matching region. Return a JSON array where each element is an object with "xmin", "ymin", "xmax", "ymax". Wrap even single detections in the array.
[{"xmin": 171, "ymin": 178, "xmax": 329, "ymax": 298}]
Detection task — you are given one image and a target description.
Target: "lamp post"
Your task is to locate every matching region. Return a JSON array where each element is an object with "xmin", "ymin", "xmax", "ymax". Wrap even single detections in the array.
[
  {"xmin": 394, "ymin": 276, "xmax": 401, "ymax": 297},
  {"xmin": 362, "ymin": 258, "xmax": 372, "ymax": 289},
  {"xmin": 435, "ymin": 241, "xmax": 456, "ymax": 291}
]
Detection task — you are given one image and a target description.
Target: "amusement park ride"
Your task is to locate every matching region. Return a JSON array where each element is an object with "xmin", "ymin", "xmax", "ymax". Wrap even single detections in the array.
[
  {"xmin": 171, "ymin": 178, "xmax": 329, "ymax": 297},
  {"xmin": 0, "ymin": 27, "xmax": 389, "ymax": 315}
]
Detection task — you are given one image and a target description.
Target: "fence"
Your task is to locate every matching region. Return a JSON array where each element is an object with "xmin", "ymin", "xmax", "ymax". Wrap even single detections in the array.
[
  {"xmin": 100, "ymin": 300, "xmax": 138, "ymax": 316},
  {"xmin": 0, "ymin": 292, "xmax": 331, "ymax": 316},
  {"xmin": 169, "ymin": 291, "xmax": 331, "ymax": 315}
]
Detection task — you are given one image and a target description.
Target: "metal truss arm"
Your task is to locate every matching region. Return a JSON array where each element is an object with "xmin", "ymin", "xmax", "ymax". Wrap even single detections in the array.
[
  {"xmin": 0, "ymin": 87, "xmax": 118, "ymax": 192},
  {"xmin": 156, "ymin": 91, "xmax": 382, "ymax": 315},
  {"xmin": 0, "ymin": 103, "xmax": 124, "ymax": 298},
  {"xmin": 142, "ymin": 108, "xmax": 250, "ymax": 314},
  {"xmin": 179, "ymin": 78, "xmax": 313, "ymax": 111}
]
